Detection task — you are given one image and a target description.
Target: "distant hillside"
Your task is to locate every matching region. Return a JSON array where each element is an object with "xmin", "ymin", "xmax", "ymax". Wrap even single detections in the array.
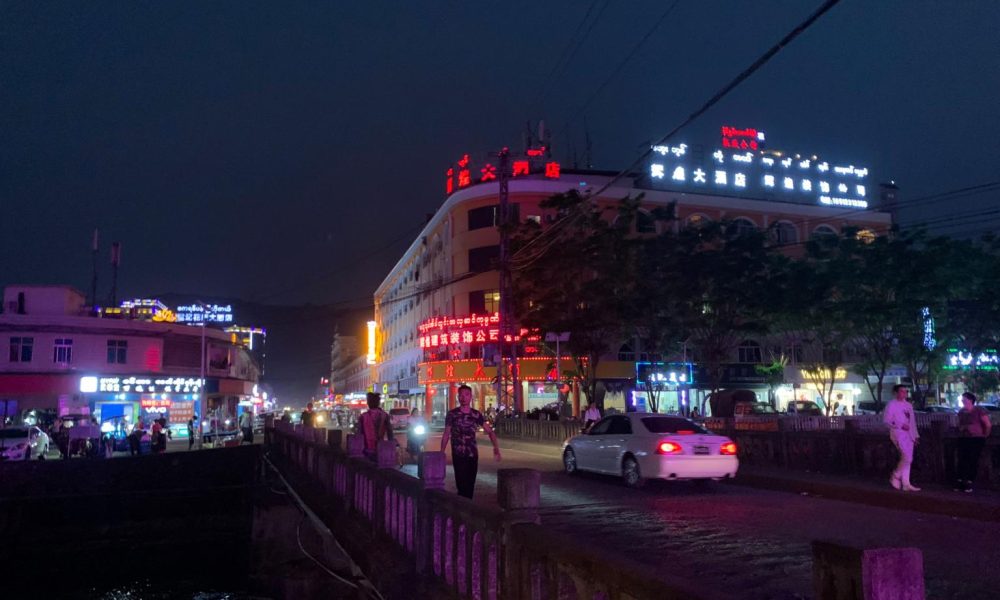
[{"xmin": 159, "ymin": 294, "xmax": 371, "ymax": 404}]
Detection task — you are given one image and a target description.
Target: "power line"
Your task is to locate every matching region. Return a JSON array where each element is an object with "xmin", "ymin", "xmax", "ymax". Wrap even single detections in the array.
[
  {"xmin": 590, "ymin": 0, "xmax": 842, "ymax": 200},
  {"xmin": 564, "ymin": 1, "xmax": 681, "ymax": 127},
  {"xmin": 526, "ymin": 0, "xmax": 610, "ymax": 116},
  {"xmin": 513, "ymin": 0, "xmax": 843, "ymax": 261}
]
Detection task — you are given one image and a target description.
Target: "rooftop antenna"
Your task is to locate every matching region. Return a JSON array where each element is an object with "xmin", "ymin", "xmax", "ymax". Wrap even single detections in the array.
[
  {"xmin": 90, "ymin": 229, "xmax": 99, "ymax": 308},
  {"xmin": 109, "ymin": 242, "xmax": 121, "ymax": 305}
]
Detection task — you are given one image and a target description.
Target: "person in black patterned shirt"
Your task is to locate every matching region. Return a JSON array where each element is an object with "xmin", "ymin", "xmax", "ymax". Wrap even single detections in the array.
[{"xmin": 440, "ymin": 384, "xmax": 501, "ymax": 499}]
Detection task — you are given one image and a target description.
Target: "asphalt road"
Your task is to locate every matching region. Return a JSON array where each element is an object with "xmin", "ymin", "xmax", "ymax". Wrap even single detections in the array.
[{"xmin": 396, "ymin": 431, "xmax": 999, "ymax": 600}]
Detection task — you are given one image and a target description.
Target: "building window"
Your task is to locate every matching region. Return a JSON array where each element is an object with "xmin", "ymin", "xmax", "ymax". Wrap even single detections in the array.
[
  {"xmin": 468, "ymin": 204, "xmax": 519, "ymax": 231},
  {"xmin": 635, "ymin": 210, "xmax": 656, "ymax": 234},
  {"xmin": 468, "ymin": 245, "xmax": 500, "ymax": 273},
  {"xmin": 618, "ymin": 343, "xmax": 635, "ymax": 361},
  {"xmin": 728, "ymin": 217, "xmax": 757, "ymax": 238},
  {"xmin": 107, "ymin": 339, "xmax": 128, "ymax": 364},
  {"xmin": 53, "ymin": 338, "xmax": 73, "ymax": 364},
  {"xmin": 811, "ymin": 224, "xmax": 838, "ymax": 239},
  {"xmin": 737, "ymin": 340, "xmax": 762, "ymax": 364},
  {"xmin": 9, "ymin": 336, "xmax": 33, "ymax": 363},
  {"xmin": 774, "ymin": 221, "xmax": 798, "ymax": 245},
  {"xmin": 468, "ymin": 205, "xmax": 499, "ymax": 231}
]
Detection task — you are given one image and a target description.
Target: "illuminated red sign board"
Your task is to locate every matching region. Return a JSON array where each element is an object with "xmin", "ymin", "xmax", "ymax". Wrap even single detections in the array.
[
  {"xmin": 720, "ymin": 126, "xmax": 764, "ymax": 151},
  {"xmin": 417, "ymin": 312, "xmax": 540, "ymax": 350},
  {"xmin": 140, "ymin": 398, "xmax": 172, "ymax": 409},
  {"xmin": 446, "ymin": 151, "xmax": 560, "ymax": 194}
]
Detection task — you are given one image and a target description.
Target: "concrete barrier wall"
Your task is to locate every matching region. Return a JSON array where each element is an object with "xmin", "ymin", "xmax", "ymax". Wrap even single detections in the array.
[{"xmin": 269, "ymin": 420, "xmax": 731, "ymax": 600}]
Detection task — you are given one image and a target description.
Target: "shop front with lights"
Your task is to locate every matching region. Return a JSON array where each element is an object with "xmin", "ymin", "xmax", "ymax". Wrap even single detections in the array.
[
  {"xmin": 77, "ymin": 375, "xmax": 204, "ymax": 437},
  {"xmin": 630, "ymin": 362, "xmax": 696, "ymax": 414}
]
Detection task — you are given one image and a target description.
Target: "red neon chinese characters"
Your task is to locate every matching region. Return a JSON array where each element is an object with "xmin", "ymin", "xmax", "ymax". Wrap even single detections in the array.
[
  {"xmin": 457, "ymin": 154, "xmax": 470, "ymax": 168},
  {"xmin": 474, "ymin": 363, "xmax": 485, "ymax": 378},
  {"xmin": 480, "ymin": 164, "xmax": 497, "ymax": 182},
  {"xmin": 446, "ymin": 168, "xmax": 454, "ymax": 194},
  {"xmin": 458, "ymin": 169, "xmax": 471, "ymax": 188},
  {"xmin": 526, "ymin": 146, "xmax": 546, "ymax": 157},
  {"xmin": 512, "ymin": 160, "xmax": 530, "ymax": 177},
  {"xmin": 544, "ymin": 162, "xmax": 560, "ymax": 178}
]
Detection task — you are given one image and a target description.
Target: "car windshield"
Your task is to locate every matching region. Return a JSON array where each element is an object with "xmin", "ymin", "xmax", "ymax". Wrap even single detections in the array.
[
  {"xmin": 640, "ymin": 417, "xmax": 709, "ymax": 435},
  {"xmin": 0, "ymin": 428, "xmax": 29, "ymax": 439},
  {"xmin": 752, "ymin": 404, "xmax": 776, "ymax": 413},
  {"xmin": 389, "ymin": 408, "xmax": 410, "ymax": 416}
]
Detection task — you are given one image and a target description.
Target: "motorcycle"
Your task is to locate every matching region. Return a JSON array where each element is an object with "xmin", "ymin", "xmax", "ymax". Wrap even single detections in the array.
[{"xmin": 406, "ymin": 421, "xmax": 427, "ymax": 459}]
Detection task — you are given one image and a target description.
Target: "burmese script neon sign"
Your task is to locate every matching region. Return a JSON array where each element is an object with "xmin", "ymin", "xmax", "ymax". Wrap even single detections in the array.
[{"xmin": 417, "ymin": 312, "xmax": 539, "ymax": 349}]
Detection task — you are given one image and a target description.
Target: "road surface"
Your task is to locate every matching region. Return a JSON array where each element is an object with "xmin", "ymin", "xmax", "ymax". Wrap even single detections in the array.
[{"xmin": 395, "ymin": 430, "xmax": 998, "ymax": 600}]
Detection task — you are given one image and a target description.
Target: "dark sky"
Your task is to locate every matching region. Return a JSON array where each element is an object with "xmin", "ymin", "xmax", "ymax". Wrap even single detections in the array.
[{"xmin": 4, "ymin": 1, "xmax": 999, "ymax": 306}]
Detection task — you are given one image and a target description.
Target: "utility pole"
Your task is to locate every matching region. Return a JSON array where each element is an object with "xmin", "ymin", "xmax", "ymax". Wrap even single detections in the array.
[{"xmin": 497, "ymin": 147, "xmax": 522, "ymax": 413}]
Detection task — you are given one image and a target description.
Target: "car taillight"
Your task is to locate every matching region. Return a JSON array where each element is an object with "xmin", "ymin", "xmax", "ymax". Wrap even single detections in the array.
[
  {"xmin": 657, "ymin": 441, "xmax": 682, "ymax": 454},
  {"xmin": 720, "ymin": 442, "xmax": 737, "ymax": 455},
  {"xmin": 677, "ymin": 430, "xmax": 695, "ymax": 435}
]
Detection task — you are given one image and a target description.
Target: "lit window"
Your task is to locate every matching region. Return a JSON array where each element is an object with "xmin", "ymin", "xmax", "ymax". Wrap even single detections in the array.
[{"xmin": 856, "ymin": 229, "xmax": 876, "ymax": 244}]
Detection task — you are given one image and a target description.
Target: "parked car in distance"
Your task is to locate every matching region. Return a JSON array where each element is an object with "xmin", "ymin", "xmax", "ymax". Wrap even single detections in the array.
[
  {"xmin": 389, "ymin": 408, "xmax": 411, "ymax": 430},
  {"xmin": 854, "ymin": 401, "xmax": 880, "ymax": 415},
  {"xmin": 735, "ymin": 402, "xmax": 777, "ymax": 416},
  {"xmin": 0, "ymin": 426, "xmax": 50, "ymax": 461},
  {"xmin": 978, "ymin": 404, "xmax": 1000, "ymax": 412},
  {"xmin": 786, "ymin": 401, "xmax": 823, "ymax": 416},
  {"xmin": 920, "ymin": 405, "xmax": 958, "ymax": 413},
  {"xmin": 562, "ymin": 414, "xmax": 739, "ymax": 488}
]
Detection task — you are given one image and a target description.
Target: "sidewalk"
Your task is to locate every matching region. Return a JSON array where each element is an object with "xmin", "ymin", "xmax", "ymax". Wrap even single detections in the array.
[
  {"xmin": 734, "ymin": 465, "xmax": 1000, "ymax": 523},
  {"xmin": 495, "ymin": 435, "xmax": 1000, "ymax": 523}
]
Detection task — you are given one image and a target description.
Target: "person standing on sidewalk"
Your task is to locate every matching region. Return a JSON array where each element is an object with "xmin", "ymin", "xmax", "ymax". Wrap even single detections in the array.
[
  {"xmin": 357, "ymin": 392, "xmax": 393, "ymax": 461},
  {"xmin": 440, "ymin": 385, "xmax": 501, "ymax": 499},
  {"xmin": 884, "ymin": 384, "xmax": 920, "ymax": 491},
  {"xmin": 956, "ymin": 392, "xmax": 992, "ymax": 492}
]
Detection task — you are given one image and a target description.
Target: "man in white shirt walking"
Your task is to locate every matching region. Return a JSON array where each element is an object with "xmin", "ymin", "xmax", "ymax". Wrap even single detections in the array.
[{"xmin": 883, "ymin": 384, "xmax": 920, "ymax": 491}]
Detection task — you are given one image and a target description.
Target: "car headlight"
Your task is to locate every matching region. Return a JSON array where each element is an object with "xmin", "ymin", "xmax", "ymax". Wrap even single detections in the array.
[{"xmin": 413, "ymin": 425, "xmax": 426, "ymax": 435}]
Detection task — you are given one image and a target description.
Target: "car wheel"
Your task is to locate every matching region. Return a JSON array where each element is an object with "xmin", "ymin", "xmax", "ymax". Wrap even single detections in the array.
[
  {"xmin": 622, "ymin": 456, "xmax": 644, "ymax": 489},
  {"xmin": 563, "ymin": 448, "xmax": 578, "ymax": 475}
]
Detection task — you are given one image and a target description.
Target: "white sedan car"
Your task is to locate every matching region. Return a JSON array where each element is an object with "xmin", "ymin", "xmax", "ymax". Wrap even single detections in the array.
[
  {"xmin": 0, "ymin": 426, "xmax": 51, "ymax": 461},
  {"xmin": 562, "ymin": 413, "xmax": 738, "ymax": 488}
]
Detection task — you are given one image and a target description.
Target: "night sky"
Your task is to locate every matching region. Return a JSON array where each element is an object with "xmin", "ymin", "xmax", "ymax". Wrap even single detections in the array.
[{"xmin": 3, "ymin": 1, "xmax": 999, "ymax": 306}]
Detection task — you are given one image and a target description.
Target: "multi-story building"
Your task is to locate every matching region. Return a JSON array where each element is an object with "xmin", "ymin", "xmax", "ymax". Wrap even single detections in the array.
[
  {"xmin": 371, "ymin": 126, "xmax": 895, "ymax": 419},
  {"xmin": 0, "ymin": 285, "xmax": 260, "ymax": 432}
]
